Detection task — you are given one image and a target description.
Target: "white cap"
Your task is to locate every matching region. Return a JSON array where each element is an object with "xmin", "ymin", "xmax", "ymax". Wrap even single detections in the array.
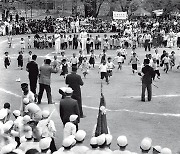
[
  {"xmin": 23, "ymin": 98, "xmax": 30, "ymax": 104},
  {"xmin": 140, "ymin": 137, "xmax": 152, "ymax": 151},
  {"xmin": 59, "ymin": 87, "xmax": 68, "ymax": 93},
  {"xmin": 42, "ymin": 110, "xmax": 50, "ymax": 118},
  {"xmin": 105, "ymin": 134, "xmax": 113, "ymax": 145},
  {"xmin": 26, "ymin": 103, "xmax": 40, "ymax": 113},
  {"xmin": 39, "ymin": 137, "xmax": 52, "ymax": 150},
  {"xmin": 153, "ymin": 146, "xmax": 162, "ymax": 153},
  {"xmin": 3, "ymin": 120, "xmax": 14, "ymax": 132},
  {"xmin": 25, "ymin": 130, "xmax": 33, "ymax": 139},
  {"xmin": 13, "ymin": 110, "xmax": 21, "ymax": 117},
  {"xmin": 11, "ymin": 130, "xmax": 19, "ymax": 137},
  {"xmin": 75, "ymin": 130, "xmax": 86, "ymax": 141},
  {"xmin": 117, "ymin": 135, "xmax": 128, "ymax": 147},
  {"xmin": 69, "ymin": 114, "xmax": 78, "ymax": 122},
  {"xmin": 97, "ymin": 134, "xmax": 106, "ymax": 145},
  {"xmin": 0, "ymin": 108, "xmax": 8, "ymax": 119},
  {"xmin": 161, "ymin": 148, "xmax": 172, "ymax": 154},
  {"xmin": 23, "ymin": 115, "xmax": 31, "ymax": 123},
  {"xmin": 90, "ymin": 137, "xmax": 98, "ymax": 145},
  {"xmin": 1, "ymin": 143, "xmax": 16, "ymax": 154},
  {"xmin": 20, "ymin": 135, "xmax": 27, "ymax": 143},
  {"xmin": 23, "ymin": 125, "xmax": 32, "ymax": 132},
  {"xmin": 65, "ymin": 87, "xmax": 73, "ymax": 94},
  {"xmin": 68, "ymin": 135, "xmax": 76, "ymax": 146},
  {"xmin": 62, "ymin": 137, "xmax": 73, "ymax": 147},
  {"xmin": 13, "ymin": 149, "xmax": 24, "ymax": 154}
]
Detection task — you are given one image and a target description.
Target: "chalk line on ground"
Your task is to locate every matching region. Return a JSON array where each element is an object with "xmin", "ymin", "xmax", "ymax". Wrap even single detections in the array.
[{"xmin": 1, "ymin": 87, "xmax": 180, "ymax": 118}]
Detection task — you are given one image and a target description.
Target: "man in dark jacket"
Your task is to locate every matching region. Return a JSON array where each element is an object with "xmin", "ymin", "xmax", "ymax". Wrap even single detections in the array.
[
  {"xmin": 26, "ymin": 54, "xmax": 39, "ymax": 96},
  {"xmin": 59, "ymin": 87, "xmax": 80, "ymax": 125},
  {"xmin": 65, "ymin": 66, "xmax": 84, "ymax": 118},
  {"xmin": 141, "ymin": 59, "xmax": 155, "ymax": 102}
]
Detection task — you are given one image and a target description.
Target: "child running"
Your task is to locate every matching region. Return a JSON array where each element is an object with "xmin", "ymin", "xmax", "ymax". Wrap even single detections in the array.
[
  {"xmin": 81, "ymin": 57, "xmax": 90, "ymax": 78},
  {"xmin": 107, "ymin": 57, "xmax": 115, "ymax": 77},
  {"xmin": 99, "ymin": 60, "xmax": 109, "ymax": 84},
  {"xmin": 163, "ymin": 53, "xmax": 170, "ymax": 73},
  {"xmin": 151, "ymin": 58, "xmax": 160, "ymax": 80},
  {"xmin": 4, "ymin": 52, "xmax": 11, "ymax": 69},
  {"xmin": 114, "ymin": 52, "xmax": 124, "ymax": 70},
  {"xmin": 128, "ymin": 52, "xmax": 139, "ymax": 74},
  {"xmin": 89, "ymin": 50, "xmax": 96, "ymax": 68},
  {"xmin": 60, "ymin": 59, "xmax": 68, "ymax": 78},
  {"xmin": 78, "ymin": 50, "xmax": 84, "ymax": 68},
  {"xmin": 169, "ymin": 51, "xmax": 176, "ymax": 70},
  {"xmin": 20, "ymin": 38, "xmax": 25, "ymax": 52},
  {"xmin": 17, "ymin": 51, "xmax": 23, "ymax": 70}
]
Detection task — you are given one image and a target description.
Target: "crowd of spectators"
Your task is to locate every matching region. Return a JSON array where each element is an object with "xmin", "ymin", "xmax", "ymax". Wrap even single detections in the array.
[{"xmin": 1, "ymin": 14, "xmax": 180, "ymax": 36}]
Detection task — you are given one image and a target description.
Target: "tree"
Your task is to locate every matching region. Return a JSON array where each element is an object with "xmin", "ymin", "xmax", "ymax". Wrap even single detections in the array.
[{"xmin": 81, "ymin": 0, "xmax": 105, "ymax": 17}]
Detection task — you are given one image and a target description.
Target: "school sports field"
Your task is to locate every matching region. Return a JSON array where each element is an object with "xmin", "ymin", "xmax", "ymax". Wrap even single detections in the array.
[{"xmin": 0, "ymin": 34, "xmax": 180, "ymax": 153}]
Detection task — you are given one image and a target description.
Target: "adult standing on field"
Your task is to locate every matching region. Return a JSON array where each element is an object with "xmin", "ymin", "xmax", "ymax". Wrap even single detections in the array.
[
  {"xmin": 37, "ymin": 58, "xmax": 58, "ymax": 104},
  {"xmin": 26, "ymin": 54, "xmax": 39, "ymax": 98},
  {"xmin": 65, "ymin": 66, "xmax": 85, "ymax": 118}
]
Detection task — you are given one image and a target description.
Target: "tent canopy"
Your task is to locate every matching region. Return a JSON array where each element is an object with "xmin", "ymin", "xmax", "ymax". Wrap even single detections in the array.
[{"xmin": 132, "ymin": 7, "xmax": 151, "ymax": 16}]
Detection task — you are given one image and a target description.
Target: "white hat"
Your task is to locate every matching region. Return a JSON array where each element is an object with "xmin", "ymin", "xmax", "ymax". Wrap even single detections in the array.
[
  {"xmin": 59, "ymin": 87, "xmax": 68, "ymax": 93},
  {"xmin": 105, "ymin": 134, "xmax": 113, "ymax": 145},
  {"xmin": 161, "ymin": 148, "xmax": 172, "ymax": 154},
  {"xmin": 65, "ymin": 87, "xmax": 73, "ymax": 94},
  {"xmin": 153, "ymin": 146, "xmax": 162, "ymax": 153},
  {"xmin": 62, "ymin": 137, "xmax": 73, "ymax": 147},
  {"xmin": 13, "ymin": 110, "xmax": 21, "ymax": 117},
  {"xmin": 23, "ymin": 98, "xmax": 30, "ymax": 104},
  {"xmin": 13, "ymin": 149, "xmax": 24, "ymax": 154},
  {"xmin": 90, "ymin": 137, "xmax": 98, "ymax": 145},
  {"xmin": 42, "ymin": 110, "xmax": 50, "ymax": 118},
  {"xmin": 97, "ymin": 134, "xmax": 106, "ymax": 145},
  {"xmin": 11, "ymin": 130, "xmax": 19, "ymax": 137},
  {"xmin": 140, "ymin": 137, "xmax": 152, "ymax": 151},
  {"xmin": 1, "ymin": 143, "xmax": 16, "ymax": 154},
  {"xmin": 0, "ymin": 108, "xmax": 8, "ymax": 119},
  {"xmin": 3, "ymin": 120, "xmax": 14, "ymax": 132},
  {"xmin": 39, "ymin": 137, "xmax": 52, "ymax": 150},
  {"xmin": 23, "ymin": 125, "xmax": 32, "ymax": 132},
  {"xmin": 23, "ymin": 115, "xmax": 31, "ymax": 123},
  {"xmin": 68, "ymin": 135, "xmax": 76, "ymax": 146},
  {"xmin": 69, "ymin": 114, "xmax": 78, "ymax": 122},
  {"xmin": 26, "ymin": 103, "xmax": 40, "ymax": 113},
  {"xmin": 20, "ymin": 135, "xmax": 27, "ymax": 143},
  {"xmin": 25, "ymin": 130, "xmax": 33, "ymax": 139},
  {"xmin": 75, "ymin": 130, "xmax": 86, "ymax": 141},
  {"xmin": 117, "ymin": 135, "xmax": 128, "ymax": 147}
]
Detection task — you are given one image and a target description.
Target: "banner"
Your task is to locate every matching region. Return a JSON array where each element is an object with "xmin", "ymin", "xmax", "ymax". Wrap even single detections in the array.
[{"xmin": 113, "ymin": 11, "xmax": 128, "ymax": 20}]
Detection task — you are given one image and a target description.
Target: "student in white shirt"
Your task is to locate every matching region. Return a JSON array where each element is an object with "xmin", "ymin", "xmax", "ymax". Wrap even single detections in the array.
[
  {"xmin": 162, "ymin": 53, "xmax": 170, "ymax": 73},
  {"xmin": 99, "ymin": 60, "xmax": 109, "ymax": 84},
  {"xmin": 114, "ymin": 52, "xmax": 124, "ymax": 70}
]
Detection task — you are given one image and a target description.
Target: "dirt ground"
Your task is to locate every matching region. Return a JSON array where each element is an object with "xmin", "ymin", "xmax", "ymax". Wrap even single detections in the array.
[{"xmin": 0, "ymin": 33, "xmax": 180, "ymax": 153}]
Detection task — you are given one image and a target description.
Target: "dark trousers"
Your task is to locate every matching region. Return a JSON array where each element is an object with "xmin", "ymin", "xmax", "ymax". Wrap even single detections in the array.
[
  {"xmin": 72, "ymin": 95, "xmax": 83, "ymax": 117},
  {"xmin": 153, "ymin": 70, "xmax": 160, "ymax": 80},
  {"xmin": 29, "ymin": 77, "xmax": 38, "ymax": 94},
  {"xmin": 144, "ymin": 39, "xmax": 151, "ymax": 51},
  {"xmin": 38, "ymin": 83, "xmax": 52, "ymax": 104},
  {"xmin": 100, "ymin": 72, "xmax": 109, "ymax": 83},
  {"xmin": 73, "ymin": 42, "xmax": 78, "ymax": 49},
  {"xmin": 141, "ymin": 83, "xmax": 152, "ymax": 101}
]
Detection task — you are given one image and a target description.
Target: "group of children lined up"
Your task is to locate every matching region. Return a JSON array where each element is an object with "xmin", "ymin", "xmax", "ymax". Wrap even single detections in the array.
[{"xmin": 4, "ymin": 50, "xmax": 33, "ymax": 70}]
